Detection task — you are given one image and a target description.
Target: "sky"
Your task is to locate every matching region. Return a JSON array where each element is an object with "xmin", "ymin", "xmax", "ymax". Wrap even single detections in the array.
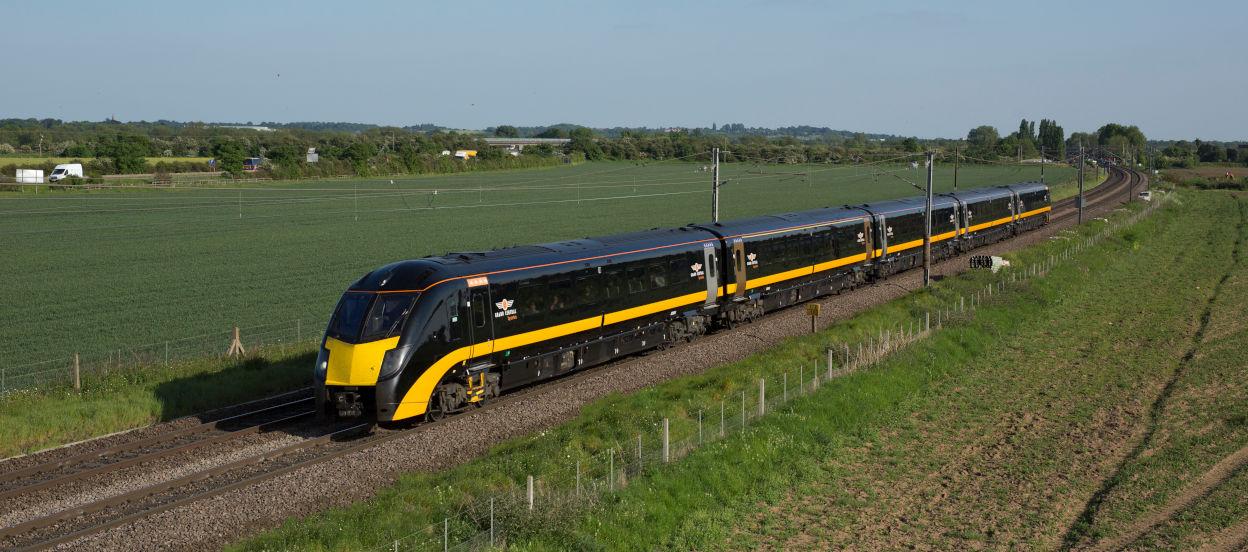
[{"xmin": 2, "ymin": 0, "xmax": 1244, "ymax": 141}]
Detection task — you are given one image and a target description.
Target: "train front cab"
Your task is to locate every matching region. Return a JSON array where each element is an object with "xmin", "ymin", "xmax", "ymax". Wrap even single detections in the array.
[{"xmin": 314, "ymin": 267, "xmax": 493, "ymax": 423}]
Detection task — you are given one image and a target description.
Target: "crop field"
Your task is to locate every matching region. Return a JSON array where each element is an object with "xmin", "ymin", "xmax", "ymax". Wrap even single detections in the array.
[{"xmin": 0, "ymin": 160, "xmax": 1076, "ymax": 376}]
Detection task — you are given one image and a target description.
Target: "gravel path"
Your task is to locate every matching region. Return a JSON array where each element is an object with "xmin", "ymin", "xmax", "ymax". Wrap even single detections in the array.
[{"xmin": 48, "ymin": 175, "xmax": 1134, "ymax": 551}]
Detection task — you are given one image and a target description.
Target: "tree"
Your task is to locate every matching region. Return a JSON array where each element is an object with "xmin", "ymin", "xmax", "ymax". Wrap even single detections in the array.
[
  {"xmin": 1095, "ymin": 123, "xmax": 1145, "ymax": 147},
  {"xmin": 102, "ymin": 134, "xmax": 151, "ymax": 174},
  {"xmin": 535, "ymin": 127, "xmax": 569, "ymax": 139},
  {"xmin": 494, "ymin": 125, "xmax": 520, "ymax": 138},
  {"xmin": 267, "ymin": 145, "xmax": 301, "ymax": 167},
  {"xmin": 211, "ymin": 138, "xmax": 246, "ymax": 175},
  {"xmin": 567, "ymin": 127, "xmax": 604, "ymax": 160},
  {"xmin": 967, "ymin": 125, "xmax": 999, "ymax": 152},
  {"xmin": 1038, "ymin": 119, "xmax": 1064, "ymax": 155},
  {"xmin": 1197, "ymin": 142, "xmax": 1226, "ymax": 162}
]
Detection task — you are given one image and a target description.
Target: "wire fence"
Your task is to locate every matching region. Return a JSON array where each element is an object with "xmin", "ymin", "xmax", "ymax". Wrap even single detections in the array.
[
  {"xmin": 354, "ymin": 193, "xmax": 1168, "ymax": 552},
  {"xmin": 0, "ymin": 317, "xmax": 326, "ymax": 396}
]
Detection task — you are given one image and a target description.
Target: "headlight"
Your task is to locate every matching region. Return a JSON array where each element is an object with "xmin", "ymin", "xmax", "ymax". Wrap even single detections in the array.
[
  {"xmin": 378, "ymin": 345, "xmax": 413, "ymax": 381},
  {"xmin": 314, "ymin": 347, "xmax": 329, "ymax": 381}
]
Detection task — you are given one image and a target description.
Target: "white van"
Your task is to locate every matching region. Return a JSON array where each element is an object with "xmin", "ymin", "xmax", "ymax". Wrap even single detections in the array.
[{"xmin": 48, "ymin": 163, "xmax": 84, "ymax": 182}]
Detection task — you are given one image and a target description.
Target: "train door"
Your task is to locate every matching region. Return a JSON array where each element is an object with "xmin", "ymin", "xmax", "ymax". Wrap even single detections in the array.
[
  {"xmin": 445, "ymin": 289, "xmax": 470, "ymax": 353},
  {"xmin": 469, "ymin": 287, "xmax": 494, "ymax": 358},
  {"xmin": 702, "ymin": 243, "xmax": 719, "ymax": 305},
  {"xmin": 861, "ymin": 217, "xmax": 874, "ymax": 261},
  {"xmin": 731, "ymin": 239, "xmax": 746, "ymax": 299},
  {"xmin": 952, "ymin": 200, "xmax": 964, "ymax": 237},
  {"xmin": 875, "ymin": 214, "xmax": 889, "ymax": 256}
]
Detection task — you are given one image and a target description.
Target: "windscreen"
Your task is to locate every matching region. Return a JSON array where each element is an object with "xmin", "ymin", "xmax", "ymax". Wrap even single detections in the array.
[
  {"xmin": 361, "ymin": 294, "xmax": 416, "ymax": 340},
  {"xmin": 327, "ymin": 293, "xmax": 373, "ymax": 341},
  {"xmin": 327, "ymin": 292, "xmax": 418, "ymax": 342}
]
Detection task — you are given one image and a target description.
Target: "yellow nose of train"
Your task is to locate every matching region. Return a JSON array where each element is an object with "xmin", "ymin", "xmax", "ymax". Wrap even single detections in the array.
[{"xmin": 323, "ymin": 336, "xmax": 400, "ymax": 386}]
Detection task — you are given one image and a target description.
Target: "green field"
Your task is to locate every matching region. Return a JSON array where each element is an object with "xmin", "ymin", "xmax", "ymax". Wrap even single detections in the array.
[{"xmin": 0, "ymin": 161, "xmax": 1078, "ymax": 379}]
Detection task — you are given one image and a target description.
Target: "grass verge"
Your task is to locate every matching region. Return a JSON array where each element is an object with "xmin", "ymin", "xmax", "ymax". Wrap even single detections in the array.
[{"xmin": 0, "ymin": 345, "xmax": 314, "ymax": 458}]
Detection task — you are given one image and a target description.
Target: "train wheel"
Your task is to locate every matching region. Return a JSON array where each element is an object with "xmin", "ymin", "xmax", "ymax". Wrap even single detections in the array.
[{"xmin": 426, "ymin": 394, "xmax": 447, "ymax": 422}]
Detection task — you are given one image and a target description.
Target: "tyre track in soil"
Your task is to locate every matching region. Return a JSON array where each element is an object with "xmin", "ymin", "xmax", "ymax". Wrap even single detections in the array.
[{"xmin": 1066, "ymin": 196, "xmax": 1247, "ymax": 552}]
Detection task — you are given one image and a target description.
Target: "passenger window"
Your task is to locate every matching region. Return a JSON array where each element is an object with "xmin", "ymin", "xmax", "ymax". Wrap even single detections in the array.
[
  {"xmin": 650, "ymin": 263, "xmax": 667, "ymax": 288},
  {"xmin": 627, "ymin": 266, "xmax": 645, "ymax": 294}
]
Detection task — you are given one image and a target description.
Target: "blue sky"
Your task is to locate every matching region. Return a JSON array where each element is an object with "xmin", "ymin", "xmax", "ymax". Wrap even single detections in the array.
[{"xmin": 3, "ymin": 0, "xmax": 1244, "ymax": 141}]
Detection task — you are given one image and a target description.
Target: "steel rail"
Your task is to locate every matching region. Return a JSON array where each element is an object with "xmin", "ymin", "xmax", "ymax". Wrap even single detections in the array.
[{"xmin": 0, "ymin": 398, "xmax": 314, "ymax": 492}]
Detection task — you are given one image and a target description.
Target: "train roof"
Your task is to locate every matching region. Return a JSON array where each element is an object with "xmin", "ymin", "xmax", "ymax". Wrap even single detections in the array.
[
  {"xmin": 694, "ymin": 205, "xmax": 870, "ymax": 239},
  {"xmin": 943, "ymin": 182, "xmax": 1044, "ymax": 202},
  {"xmin": 350, "ymin": 226, "xmax": 721, "ymax": 294},
  {"xmin": 348, "ymin": 182, "xmax": 1049, "ymax": 294},
  {"xmin": 856, "ymin": 194, "xmax": 960, "ymax": 217}
]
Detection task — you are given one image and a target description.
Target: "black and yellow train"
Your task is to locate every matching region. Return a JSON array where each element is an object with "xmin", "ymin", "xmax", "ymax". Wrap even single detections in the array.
[{"xmin": 314, "ymin": 182, "xmax": 1050, "ymax": 422}]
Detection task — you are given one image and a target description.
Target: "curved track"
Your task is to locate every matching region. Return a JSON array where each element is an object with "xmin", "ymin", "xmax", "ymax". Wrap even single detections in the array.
[{"xmin": 0, "ymin": 167, "xmax": 1147, "ymax": 551}]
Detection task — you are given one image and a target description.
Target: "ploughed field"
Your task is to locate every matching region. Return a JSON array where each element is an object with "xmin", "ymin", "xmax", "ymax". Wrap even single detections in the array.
[{"xmin": 0, "ymin": 161, "xmax": 1074, "ymax": 374}]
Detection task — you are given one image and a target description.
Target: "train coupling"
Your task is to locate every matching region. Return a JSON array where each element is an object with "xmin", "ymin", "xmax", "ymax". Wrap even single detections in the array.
[{"xmin": 332, "ymin": 387, "xmax": 364, "ymax": 418}]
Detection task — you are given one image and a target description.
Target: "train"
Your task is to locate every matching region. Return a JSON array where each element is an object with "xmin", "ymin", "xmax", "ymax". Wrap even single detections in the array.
[{"xmin": 313, "ymin": 182, "xmax": 1050, "ymax": 422}]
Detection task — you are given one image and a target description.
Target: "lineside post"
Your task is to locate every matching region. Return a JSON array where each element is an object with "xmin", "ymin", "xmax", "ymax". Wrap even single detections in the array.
[
  {"xmin": 712, "ymin": 147, "xmax": 720, "ymax": 222},
  {"xmin": 663, "ymin": 418, "xmax": 670, "ymax": 463},
  {"xmin": 758, "ymin": 378, "xmax": 765, "ymax": 416},
  {"xmin": 1078, "ymin": 144, "xmax": 1085, "ymax": 224}
]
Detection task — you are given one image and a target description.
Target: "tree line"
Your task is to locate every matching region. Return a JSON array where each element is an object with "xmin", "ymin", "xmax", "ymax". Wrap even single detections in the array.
[{"xmin": 1, "ymin": 116, "xmax": 1237, "ymax": 182}]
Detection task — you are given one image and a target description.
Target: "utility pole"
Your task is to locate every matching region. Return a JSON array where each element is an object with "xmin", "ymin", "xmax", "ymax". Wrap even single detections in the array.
[
  {"xmin": 1078, "ymin": 144, "xmax": 1085, "ymax": 225},
  {"xmin": 923, "ymin": 151, "xmax": 934, "ymax": 287},
  {"xmin": 711, "ymin": 147, "xmax": 720, "ymax": 223},
  {"xmin": 953, "ymin": 143, "xmax": 959, "ymax": 190},
  {"xmin": 1040, "ymin": 146, "xmax": 1045, "ymax": 185}
]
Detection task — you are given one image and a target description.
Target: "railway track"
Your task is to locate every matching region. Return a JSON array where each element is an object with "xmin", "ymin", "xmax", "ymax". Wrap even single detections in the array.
[
  {"xmin": 0, "ymin": 168, "xmax": 1147, "ymax": 550},
  {"xmin": 0, "ymin": 341, "xmax": 666, "ymax": 550}
]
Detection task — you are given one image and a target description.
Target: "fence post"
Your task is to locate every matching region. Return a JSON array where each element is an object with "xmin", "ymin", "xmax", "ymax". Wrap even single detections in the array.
[
  {"xmin": 698, "ymin": 409, "xmax": 702, "ymax": 443},
  {"xmin": 663, "ymin": 418, "xmax": 669, "ymax": 463},
  {"xmin": 827, "ymin": 349, "xmax": 834, "ymax": 379},
  {"xmin": 527, "ymin": 475, "xmax": 534, "ymax": 511},
  {"xmin": 74, "ymin": 354, "xmax": 81, "ymax": 391},
  {"xmin": 799, "ymin": 366, "xmax": 804, "ymax": 394},
  {"xmin": 720, "ymin": 400, "xmax": 725, "ymax": 437},
  {"xmin": 490, "ymin": 498, "xmax": 495, "ymax": 547},
  {"xmin": 758, "ymin": 379, "xmax": 765, "ymax": 416},
  {"xmin": 926, "ymin": 312, "xmax": 930, "ymax": 333},
  {"xmin": 783, "ymin": 372, "xmax": 787, "ymax": 403},
  {"xmin": 444, "ymin": 518, "xmax": 448, "ymax": 552},
  {"xmin": 609, "ymin": 449, "xmax": 614, "ymax": 491},
  {"xmin": 741, "ymin": 390, "xmax": 746, "ymax": 429},
  {"xmin": 576, "ymin": 460, "xmax": 581, "ymax": 496}
]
